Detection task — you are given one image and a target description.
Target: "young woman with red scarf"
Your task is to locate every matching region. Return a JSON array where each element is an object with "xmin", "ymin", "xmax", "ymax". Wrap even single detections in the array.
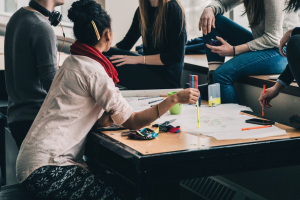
[{"xmin": 16, "ymin": 0, "xmax": 199, "ymax": 199}]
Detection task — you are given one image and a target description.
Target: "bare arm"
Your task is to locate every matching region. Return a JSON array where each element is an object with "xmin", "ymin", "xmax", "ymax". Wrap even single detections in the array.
[
  {"xmin": 123, "ymin": 88, "xmax": 199, "ymax": 130},
  {"xmin": 235, "ymin": 43, "xmax": 251, "ymax": 55}
]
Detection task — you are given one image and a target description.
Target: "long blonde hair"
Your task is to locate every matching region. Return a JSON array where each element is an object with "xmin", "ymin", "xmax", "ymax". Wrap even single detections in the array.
[{"xmin": 139, "ymin": 0, "xmax": 186, "ymax": 48}]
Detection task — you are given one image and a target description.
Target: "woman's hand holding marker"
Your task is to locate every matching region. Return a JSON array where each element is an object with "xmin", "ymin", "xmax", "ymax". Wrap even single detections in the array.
[
  {"xmin": 174, "ymin": 88, "xmax": 200, "ymax": 104},
  {"xmin": 258, "ymin": 82, "xmax": 285, "ymax": 108},
  {"xmin": 206, "ymin": 36, "xmax": 234, "ymax": 57}
]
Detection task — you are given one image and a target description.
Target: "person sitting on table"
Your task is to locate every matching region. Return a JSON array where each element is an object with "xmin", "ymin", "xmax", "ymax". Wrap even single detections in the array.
[
  {"xmin": 4, "ymin": 0, "xmax": 64, "ymax": 149},
  {"xmin": 259, "ymin": 0, "xmax": 300, "ymax": 122},
  {"xmin": 105, "ymin": 0, "xmax": 187, "ymax": 90},
  {"xmin": 16, "ymin": 0, "xmax": 200, "ymax": 199},
  {"xmin": 199, "ymin": 0, "xmax": 300, "ymax": 103}
]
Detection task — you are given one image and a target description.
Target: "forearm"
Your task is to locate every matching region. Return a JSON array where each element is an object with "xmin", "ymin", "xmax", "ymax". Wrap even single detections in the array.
[
  {"xmin": 122, "ymin": 95, "xmax": 177, "ymax": 130},
  {"xmin": 144, "ymin": 54, "xmax": 164, "ymax": 65},
  {"xmin": 235, "ymin": 43, "xmax": 251, "ymax": 55},
  {"xmin": 273, "ymin": 81, "xmax": 285, "ymax": 92},
  {"xmin": 134, "ymin": 54, "xmax": 164, "ymax": 65}
]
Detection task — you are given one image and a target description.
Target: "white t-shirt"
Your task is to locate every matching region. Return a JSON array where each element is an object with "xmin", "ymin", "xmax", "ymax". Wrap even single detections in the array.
[{"xmin": 16, "ymin": 55, "xmax": 134, "ymax": 183}]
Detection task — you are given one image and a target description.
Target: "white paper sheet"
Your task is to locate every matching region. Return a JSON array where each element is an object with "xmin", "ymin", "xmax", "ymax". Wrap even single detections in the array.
[
  {"xmin": 211, "ymin": 126, "xmax": 286, "ymax": 140},
  {"xmin": 125, "ymin": 97, "xmax": 287, "ymax": 140},
  {"xmin": 125, "ymin": 97, "xmax": 165, "ymax": 112}
]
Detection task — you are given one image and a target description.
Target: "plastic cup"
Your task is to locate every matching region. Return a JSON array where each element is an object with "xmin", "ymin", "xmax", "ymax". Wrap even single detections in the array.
[{"xmin": 168, "ymin": 92, "xmax": 183, "ymax": 115}]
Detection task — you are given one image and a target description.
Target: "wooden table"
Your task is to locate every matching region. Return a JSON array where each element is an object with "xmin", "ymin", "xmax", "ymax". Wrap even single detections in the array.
[{"xmin": 85, "ymin": 102, "xmax": 300, "ymax": 199}]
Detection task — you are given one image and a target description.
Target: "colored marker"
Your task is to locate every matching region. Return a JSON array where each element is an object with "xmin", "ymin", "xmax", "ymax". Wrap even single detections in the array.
[
  {"xmin": 136, "ymin": 130, "xmax": 144, "ymax": 136},
  {"xmin": 194, "ymin": 75, "xmax": 198, "ymax": 89},
  {"xmin": 262, "ymin": 84, "xmax": 266, "ymax": 118},
  {"xmin": 242, "ymin": 125, "xmax": 272, "ymax": 131}
]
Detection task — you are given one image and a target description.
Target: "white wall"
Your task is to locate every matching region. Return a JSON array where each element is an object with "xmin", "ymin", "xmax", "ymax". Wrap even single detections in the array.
[
  {"xmin": 233, "ymin": 4, "xmax": 250, "ymax": 31},
  {"xmin": 105, "ymin": 0, "xmax": 142, "ymax": 47}
]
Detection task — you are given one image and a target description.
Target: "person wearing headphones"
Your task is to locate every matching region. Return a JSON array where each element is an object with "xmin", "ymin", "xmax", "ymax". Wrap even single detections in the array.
[{"xmin": 4, "ymin": 0, "xmax": 64, "ymax": 149}]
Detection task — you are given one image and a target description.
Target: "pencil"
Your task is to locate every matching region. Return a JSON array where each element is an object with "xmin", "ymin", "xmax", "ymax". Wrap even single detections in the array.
[
  {"xmin": 148, "ymin": 99, "xmax": 163, "ymax": 104},
  {"xmin": 197, "ymin": 101, "xmax": 200, "ymax": 128},
  {"xmin": 242, "ymin": 125, "xmax": 271, "ymax": 131},
  {"xmin": 262, "ymin": 84, "xmax": 266, "ymax": 118}
]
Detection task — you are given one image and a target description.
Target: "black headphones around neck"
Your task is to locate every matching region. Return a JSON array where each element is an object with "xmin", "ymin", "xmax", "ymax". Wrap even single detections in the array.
[{"xmin": 29, "ymin": 0, "xmax": 63, "ymax": 26}]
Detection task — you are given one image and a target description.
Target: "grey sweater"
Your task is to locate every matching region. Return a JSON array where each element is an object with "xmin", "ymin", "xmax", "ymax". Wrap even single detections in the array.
[
  {"xmin": 5, "ymin": 8, "xmax": 57, "ymax": 123},
  {"xmin": 209, "ymin": 0, "xmax": 300, "ymax": 51}
]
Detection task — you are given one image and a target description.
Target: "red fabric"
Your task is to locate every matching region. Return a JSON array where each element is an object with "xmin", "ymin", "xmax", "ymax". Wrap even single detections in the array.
[{"xmin": 70, "ymin": 41, "xmax": 119, "ymax": 85}]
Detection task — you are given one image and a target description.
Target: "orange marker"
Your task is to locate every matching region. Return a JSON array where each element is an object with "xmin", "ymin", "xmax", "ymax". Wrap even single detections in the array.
[
  {"xmin": 242, "ymin": 125, "xmax": 271, "ymax": 131},
  {"xmin": 262, "ymin": 84, "xmax": 266, "ymax": 118}
]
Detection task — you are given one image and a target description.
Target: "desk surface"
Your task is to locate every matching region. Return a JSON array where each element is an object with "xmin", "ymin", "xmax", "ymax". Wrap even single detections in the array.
[
  {"xmin": 96, "ymin": 101, "xmax": 300, "ymax": 155},
  {"xmin": 86, "ymin": 102, "xmax": 300, "ymax": 198}
]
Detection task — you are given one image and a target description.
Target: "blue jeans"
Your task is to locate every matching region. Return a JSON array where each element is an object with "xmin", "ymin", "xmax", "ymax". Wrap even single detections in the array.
[{"xmin": 203, "ymin": 15, "xmax": 287, "ymax": 103}]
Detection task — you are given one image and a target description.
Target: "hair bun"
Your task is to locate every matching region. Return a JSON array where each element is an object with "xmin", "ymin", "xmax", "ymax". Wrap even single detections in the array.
[{"xmin": 68, "ymin": 0, "xmax": 99, "ymax": 24}]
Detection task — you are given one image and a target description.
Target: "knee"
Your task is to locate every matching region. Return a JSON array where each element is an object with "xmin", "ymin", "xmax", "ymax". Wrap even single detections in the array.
[
  {"xmin": 286, "ymin": 35, "xmax": 300, "ymax": 58},
  {"xmin": 215, "ymin": 14, "xmax": 225, "ymax": 22},
  {"xmin": 214, "ymin": 14, "xmax": 229, "ymax": 26}
]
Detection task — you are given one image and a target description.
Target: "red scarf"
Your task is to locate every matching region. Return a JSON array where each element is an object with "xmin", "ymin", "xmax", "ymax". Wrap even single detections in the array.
[{"xmin": 70, "ymin": 41, "xmax": 119, "ymax": 85}]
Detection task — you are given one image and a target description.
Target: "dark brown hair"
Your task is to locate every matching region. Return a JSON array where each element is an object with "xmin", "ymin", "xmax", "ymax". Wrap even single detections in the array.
[
  {"xmin": 243, "ymin": 0, "xmax": 265, "ymax": 28},
  {"xmin": 285, "ymin": 0, "xmax": 300, "ymax": 11},
  {"xmin": 139, "ymin": 0, "xmax": 185, "ymax": 48}
]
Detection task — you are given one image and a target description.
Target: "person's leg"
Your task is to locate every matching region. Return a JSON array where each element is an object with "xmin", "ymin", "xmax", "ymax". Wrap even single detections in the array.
[
  {"xmin": 286, "ymin": 35, "xmax": 300, "ymax": 86},
  {"xmin": 203, "ymin": 15, "xmax": 254, "ymax": 72},
  {"xmin": 8, "ymin": 120, "xmax": 34, "ymax": 149},
  {"xmin": 115, "ymin": 64, "xmax": 175, "ymax": 89},
  {"xmin": 104, "ymin": 47, "xmax": 175, "ymax": 89},
  {"xmin": 22, "ymin": 165, "xmax": 133, "ymax": 200},
  {"xmin": 213, "ymin": 48, "xmax": 287, "ymax": 103}
]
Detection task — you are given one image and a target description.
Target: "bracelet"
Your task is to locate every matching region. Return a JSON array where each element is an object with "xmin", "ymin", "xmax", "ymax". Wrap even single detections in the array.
[
  {"xmin": 157, "ymin": 104, "xmax": 160, "ymax": 118},
  {"xmin": 143, "ymin": 56, "xmax": 146, "ymax": 64},
  {"xmin": 205, "ymin": 5, "xmax": 216, "ymax": 15},
  {"xmin": 233, "ymin": 46, "xmax": 236, "ymax": 56}
]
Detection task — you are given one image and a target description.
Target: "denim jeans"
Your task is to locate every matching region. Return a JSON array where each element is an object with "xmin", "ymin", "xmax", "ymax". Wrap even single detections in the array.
[{"xmin": 203, "ymin": 15, "xmax": 287, "ymax": 103}]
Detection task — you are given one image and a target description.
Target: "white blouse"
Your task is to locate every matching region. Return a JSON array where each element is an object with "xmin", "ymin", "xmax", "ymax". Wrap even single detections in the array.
[{"xmin": 16, "ymin": 55, "xmax": 134, "ymax": 183}]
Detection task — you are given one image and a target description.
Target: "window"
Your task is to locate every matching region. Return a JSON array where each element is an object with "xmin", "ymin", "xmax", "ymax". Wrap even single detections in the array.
[
  {"xmin": 181, "ymin": 0, "xmax": 250, "ymax": 40},
  {"xmin": 4, "ymin": 0, "xmax": 18, "ymax": 13},
  {"xmin": 181, "ymin": 0, "xmax": 212, "ymax": 40}
]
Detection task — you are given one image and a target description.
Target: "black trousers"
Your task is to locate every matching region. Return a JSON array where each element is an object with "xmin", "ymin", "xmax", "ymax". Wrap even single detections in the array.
[
  {"xmin": 8, "ymin": 120, "xmax": 34, "ymax": 149},
  {"xmin": 104, "ymin": 47, "xmax": 175, "ymax": 90},
  {"xmin": 286, "ymin": 35, "xmax": 300, "ymax": 86}
]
